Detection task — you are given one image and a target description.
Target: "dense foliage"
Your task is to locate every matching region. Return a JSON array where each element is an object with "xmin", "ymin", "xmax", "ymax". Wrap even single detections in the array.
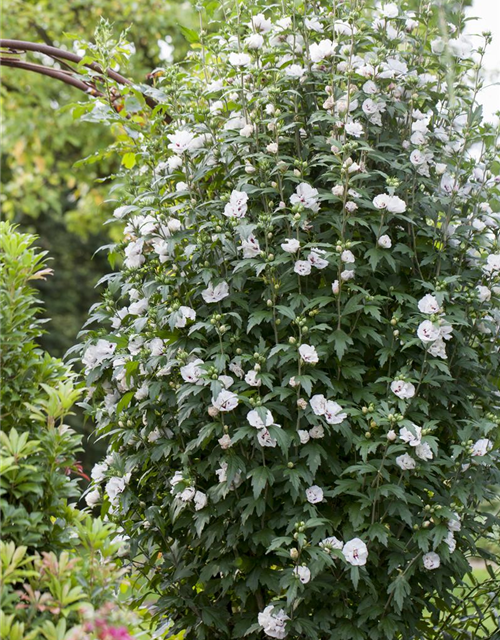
[
  {"xmin": 80, "ymin": 1, "xmax": 500, "ymax": 638},
  {"xmin": 0, "ymin": 223, "xmax": 161, "ymax": 640}
]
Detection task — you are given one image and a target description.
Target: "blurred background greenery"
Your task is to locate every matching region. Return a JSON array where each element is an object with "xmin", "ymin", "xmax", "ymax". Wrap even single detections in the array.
[
  {"xmin": 1, "ymin": 0, "xmax": 197, "ymax": 471},
  {"xmin": 1, "ymin": 0, "xmax": 198, "ymax": 356}
]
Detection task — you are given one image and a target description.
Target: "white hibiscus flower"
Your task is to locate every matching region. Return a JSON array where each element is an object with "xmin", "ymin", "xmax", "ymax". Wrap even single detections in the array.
[
  {"xmin": 415, "ymin": 442, "xmax": 433, "ymax": 461},
  {"xmin": 247, "ymin": 409, "xmax": 275, "ymax": 429},
  {"xmin": 310, "ymin": 394, "xmax": 327, "ymax": 415},
  {"xmin": 448, "ymin": 513, "xmax": 462, "ymax": 532},
  {"xmin": 386, "ymin": 195, "xmax": 407, "ymax": 213},
  {"xmin": 294, "ymin": 260, "xmax": 312, "ymax": 276},
  {"xmin": 245, "ymin": 370, "xmax": 262, "ymax": 387},
  {"xmin": 224, "ymin": 190, "xmax": 249, "ymax": 218},
  {"xmin": 248, "ymin": 13, "xmax": 272, "ymax": 33},
  {"xmin": 340, "ymin": 249, "xmax": 355, "ymax": 264},
  {"xmin": 417, "ymin": 320, "xmax": 441, "ymax": 343},
  {"xmin": 320, "ymin": 536, "xmax": 344, "ymax": 551},
  {"xmin": 228, "ymin": 52, "xmax": 251, "ymax": 67},
  {"xmin": 396, "ymin": 453, "xmax": 416, "ymax": 470},
  {"xmin": 399, "ymin": 424, "xmax": 422, "ymax": 447},
  {"xmin": 476, "ymin": 285, "xmax": 491, "ymax": 302},
  {"xmin": 345, "ymin": 121, "xmax": 364, "ymax": 138},
  {"xmin": 418, "ymin": 294, "xmax": 440, "ymax": 314},
  {"xmin": 305, "ymin": 16, "xmax": 323, "ymax": 32},
  {"xmin": 309, "ymin": 39, "xmax": 336, "ymax": 63},
  {"xmin": 124, "ymin": 239, "xmax": 145, "ymax": 269},
  {"xmin": 212, "ymin": 390, "xmax": 239, "ymax": 412},
  {"xmin": 293, "ymin": 566, "xmax": 311, "ymax": 583},
  {"xmin": 167, "ymin": 130, "xmax": 200, "ymax": 154},
  {"xmin": 342, "ymin": 538, "xmax": 368, "ymax": 566},
  {"xmin": 257, "ymin": 428, "xmax": 277, "ymax": 448},
  {"xmin": 306, "ymin": 485, "xmax": 324, "ymax": 504},
  {"xmin": 309, "ymin": 425, "xmax": 324, "ymax": 439},
  {"xmin": 194, "ymin": 491, "xmax": 208, "ymax": 511},
  {"xmin": 246, "ymin": 33, "xmax": 264, "ymax": 49},
  {"xmin": 290, "ymin": 183, "xmax": 319, "ymax": 211},
  {"xmin": 82, "ymin": 339, "xmax": 117, "ymax": 370},
  {"xmin": 241, "ymin": 234, "xmax": 261, "ymax": 258},
  {"xmin": 85, "ymin": 487, "xmax": 100, "ymax": 507},
  {"xmin": 324, "ymin": 401, "xmax": 347, "ymax": 425},
  {"xmin": 373, "ymin": 194, "xmax": 390, "ymax": 209},
  {"xmin": 308, "ymin": 249, "xmax": 329, "ymax": 269},
  {"xmin": 202, "ymin": 281, "xmax": 229, "ymax": 303},
  {"xmin": 285, "ymin": 64, "xmax": 305, "ymax": 78},
  {"xmin": 298, "ymin": 430, "xmax": 310, "ymax": 444},
  {"xmin": 281, "ymin": 238, "xmax": 301, "ymax": 253},
  {"xmin": 422, "ymin": 552, "xmax": 440, "ymax": 570},
  {"xmin": 444, "ymin": 531, "xmax": 456, "ymax": 553},
  {"xmin": 471, "ymin": 438, "xmax": 493, "ymax": 457},
  {"xmin": 258, "ymin": 606, "xmax": 289, "ymax": 640},
  {"xmin": 484, "ymin": 254, "xmax": 500, "ymax": 274},
  {"xmin": 299, "ymin": 344, "xmax": 319, "ymax": 364},
  {"xmin": 180, "ymin": 359, "xmax": 204, "ymax": 384},
  {"xmin": 175, "ymin": 305, "xmax": 196, "ymax": 328},
  {"xmin": 378, "ymin": 234, "xmax": 392, "ymax": 248},
  {"xmin": 390, "ymin": 380, "xmax": 416, "ymax": 399}
]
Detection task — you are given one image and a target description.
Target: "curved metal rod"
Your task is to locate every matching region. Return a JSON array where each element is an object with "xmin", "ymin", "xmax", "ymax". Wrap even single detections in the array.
[
  {"xmin": 0, "ymin": 57, "xmax": 105, "ymax": 97},
  {"xmin": 0, "ymin": 38, "xmax": 133, "ymax": 87},
  {"xmin": 0, "ymin": 38, "xmax": 171, "ymax": 120}
]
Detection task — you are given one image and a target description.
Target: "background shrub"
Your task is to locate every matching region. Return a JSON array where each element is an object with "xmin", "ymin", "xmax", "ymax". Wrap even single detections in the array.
[
  {"xmin": 0, "ymin": 223, "xmax": 159, "ymax": 640},
  {"xmin": 77, "ymin": 2, "xmax": 500, "ymax": 638}
]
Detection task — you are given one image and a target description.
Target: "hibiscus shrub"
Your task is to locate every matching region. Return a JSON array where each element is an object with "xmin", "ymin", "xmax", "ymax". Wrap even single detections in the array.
[{"xmin": 79, "ymin": 2, "xmax": 500, "ymax": 638}]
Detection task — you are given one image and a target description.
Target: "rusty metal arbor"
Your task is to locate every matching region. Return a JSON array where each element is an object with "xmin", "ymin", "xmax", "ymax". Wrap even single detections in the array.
[{"xmin": 0, "ymin": 38, "xmax": 170, "ymax": 121}]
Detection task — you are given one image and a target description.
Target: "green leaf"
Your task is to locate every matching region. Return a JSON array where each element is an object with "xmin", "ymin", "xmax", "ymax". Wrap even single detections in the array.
[
  {"xmin": 387, "ymin": 575, "xmax": 411, "ymax": 613},
  {"xmin": 121, "ymin": 152, "xmax": 137, "ymax": 169},
  {"xmin": 247, "ymin": 466, "xmax": 274, "ymax": 499},
  {"xmin": 367, "ymin": 523, "xmax": 389, "ymax": 546},
  {"xmin": 275, "ymin": 305, "xmax": 296, "ymax": 321},
  {"xmin": 180, "ymin": 25, "xmax": 200, "ymax": 43},
  {"xmin": 116, "ymin": 391, "xmax": 135, "ymax": 413},
  {"xmin": 331, "ymin": 329, "xmax": 353, "ymax": 361}
]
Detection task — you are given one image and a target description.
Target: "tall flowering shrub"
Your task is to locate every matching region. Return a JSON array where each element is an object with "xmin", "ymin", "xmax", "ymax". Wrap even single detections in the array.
[{"xmin": 79, "ymin": 3, "xmax": 500, "ymax": 638}]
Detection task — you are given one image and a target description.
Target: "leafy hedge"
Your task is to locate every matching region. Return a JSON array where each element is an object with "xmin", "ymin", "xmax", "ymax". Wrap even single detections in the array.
[{"xmin": 0, "ymin": 223, "xmax": 160, "ymax": 640}]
